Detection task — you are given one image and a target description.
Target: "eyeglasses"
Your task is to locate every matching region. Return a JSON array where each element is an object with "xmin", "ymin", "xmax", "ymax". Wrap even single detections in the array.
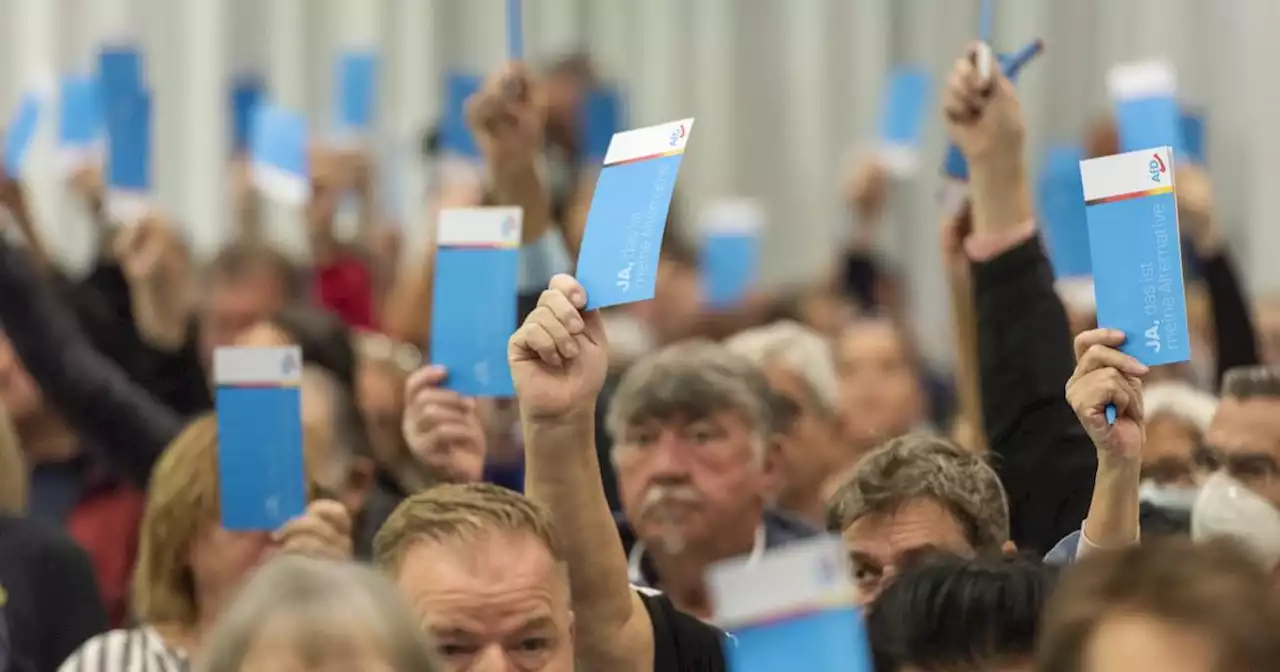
[{"xmin": 356, "ymin": 332, "xmax": 422, "ymax": 374}]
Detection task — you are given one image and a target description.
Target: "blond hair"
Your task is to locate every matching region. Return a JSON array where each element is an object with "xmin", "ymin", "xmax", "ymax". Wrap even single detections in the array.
[
  {"xmin": 132, "ymin": 414, "xmax": 322, "ymax": 625},
  {"xmin": 0, "ymin": 402, "xmax": 25, "ymax": 513},
  {"xmin": 372, "ymin": 483, "xmax": 561, "ymax": 572}
]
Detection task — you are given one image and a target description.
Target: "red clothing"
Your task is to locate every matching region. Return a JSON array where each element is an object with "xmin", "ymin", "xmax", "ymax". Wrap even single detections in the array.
[
  {"xmin": 65, "ymin": 485, "xmax": 145, "ymax": 627},
  {"xmin": 314, "ymin": 252, "xmax": 376, "ymax": 330}
]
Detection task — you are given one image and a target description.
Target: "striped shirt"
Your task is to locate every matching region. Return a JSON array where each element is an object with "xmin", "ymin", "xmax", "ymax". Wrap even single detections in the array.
[{"xmin": 57, "ymin": 628, "xmax": 189, "ymax": 672}]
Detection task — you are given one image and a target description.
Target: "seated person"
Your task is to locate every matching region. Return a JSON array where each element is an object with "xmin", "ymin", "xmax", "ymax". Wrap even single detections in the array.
[
  {"xmin": 202, "ymin": 555, "xmax": 440, "ymax": 672},
  {"xmin": 724, "ymin": 321, "xmax": 847, "ymax": 526},
  {"xmin": 373, "ymin": 484, "xmax": 575, "ymax": 672},
  {"xmin": 59, "ymin": 415, "xmax": 352, "ymax": 672},
  {"xmin": 1038, "ymin": 537, "xmax": 1280, "ymax": 672},
  {"xmin": 866, "ymin": 552, "xmax": 1056, "ymax": 672},
  {"xmin": 604, "ymin": 340, "xmax": 817, "ymax": 616}
]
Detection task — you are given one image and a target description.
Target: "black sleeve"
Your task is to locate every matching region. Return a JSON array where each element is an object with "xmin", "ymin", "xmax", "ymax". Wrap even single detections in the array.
[
  {"xmin": 36, "ymin": 528, "xmax": 108, "ymax": 671},
  {"xmin": 970, "ymin": 237, "xmax": 1096, "ymax": 555},
  {"xmin": 130, "ymin": 321, "xmax": 213, "ymax": 417},
  {"xmin": 0, "ymin": 239, "xmax": 184, "ymax": 487},
  {"xmin": 639, "ymin": 589, "xmax": 727, "ymax": 672},
  {"xmin": 1199, "ymin": 250, "xmax": 1260, "ymax": 390},
  {"xmin": 840, "ymin": 251, "xmax": 880, "ymax": 310}
]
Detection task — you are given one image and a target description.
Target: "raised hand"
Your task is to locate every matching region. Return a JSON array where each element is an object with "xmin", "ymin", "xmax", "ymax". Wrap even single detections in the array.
[
  {"xmin": 1175, "ymin": 164, "xmax": 1221, "ymax": 256},
  {"xmin": 508, "ymin": 274, "xmax": 608, "ymax": 420},
  {"xmin": 273, "ymin": 499, "xmax": 353, "ymax": 561},
  {"xmin": 402, "ymin": 365, "xmax": 487, "ymax": 484},
  {"xmin": 1066, "ymin": 329, "xmax": 1150, "ymax": 462},
  {"xmin": 115, "ymin": 212, "xmax": 193, "ymax": 349},
  {"xmin": 465, "ymin": 63, "xmax": 547, "ymax": 173},
  {"xmin": 941, "ymin": 42, "xmax": 1027, "ymax": 168}
]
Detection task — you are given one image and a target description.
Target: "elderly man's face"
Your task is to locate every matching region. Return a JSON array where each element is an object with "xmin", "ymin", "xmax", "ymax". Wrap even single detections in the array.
[
  {"xmin": 841, "ymin": 498, "xmax": 976, "ymax": 604},
  {"xmin": 394, "ymin": 532, "xmax": 575, "ymax": 672},
  {"xmin": 614, "ymin": 410, "xmax": 774, "ymax": 555},
  {"xmin": 1143, "ymin": 414, "xmax": 1204, "ymax": 487},
  {"xmin": 1204, "ymin": 397, "xmax": 1280, "ymax": 509},
  {"xmin": 760, "ymin": 364, "xmax": 844, "ymax": 513}
]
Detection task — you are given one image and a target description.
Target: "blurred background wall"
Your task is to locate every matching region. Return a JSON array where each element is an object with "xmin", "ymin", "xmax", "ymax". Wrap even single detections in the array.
[{"xmin": 2, "ymin": 0, "xmax": 1277, "ymax": 366}]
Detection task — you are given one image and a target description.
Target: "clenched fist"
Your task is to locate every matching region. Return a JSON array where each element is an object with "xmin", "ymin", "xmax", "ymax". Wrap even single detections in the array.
[
  {"xmin": 508, "ymin": 274, "xmax": 608, "ymax": 420},
  {"xmin": 1066, "ymin": 329, "xmax": 1149, "ymax": 462},
  {"xmin": 941, "ymin": 42, "xmax": 1027, "ymax": 168}
]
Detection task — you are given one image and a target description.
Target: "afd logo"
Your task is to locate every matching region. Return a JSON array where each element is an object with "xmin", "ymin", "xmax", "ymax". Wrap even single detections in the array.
[
  {"xmin": 668, "ymin": 124, "xmax": 687, "ymax": 148},
  {"xmin": 500, "ymin": 215, "xmax": 518, "ymax": 239},
  {"xmin": 280, "ymin": 353, "xmax": 298, "ymax": 376},
  {"xmin": 1149, "ymin": 153, "xmax": 1167, "ymax": 183}
]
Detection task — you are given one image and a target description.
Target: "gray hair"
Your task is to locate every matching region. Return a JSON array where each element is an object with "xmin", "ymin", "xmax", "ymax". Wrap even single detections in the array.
[
  {"xmin": 723, "ymin": 320, "xmax": 840, "ymax": 416},
  {"xmin": 826, "ymin": 433, "xmax": 1010, "ymax": 551},
  {"xmin": 1144, "ymin": 380, "xmax": 1218, "ymax": 433},
  {"xmin": 201, "ymin": 555, "xmax": 440, "ymax": 672},
  {"xmin": 606, "ymin": 340, "xmax": 777, "ymax": 455}
]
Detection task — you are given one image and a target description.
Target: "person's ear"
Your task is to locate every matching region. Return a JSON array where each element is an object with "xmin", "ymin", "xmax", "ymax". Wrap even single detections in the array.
[
  {"xmin": 1001, "ymin": 540, "xmax": 1018, "ymax": 555},
  {"xmin": 759, "ymin": 433, "xmax": 791, "ymax": 494},
  {"xmin": 340, "ymin": 456, "xmax": 377, "ymax": 512}
]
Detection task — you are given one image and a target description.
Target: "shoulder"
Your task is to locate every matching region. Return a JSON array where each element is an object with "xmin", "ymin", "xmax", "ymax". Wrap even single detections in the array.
[
  {"xmin": 762, "ymin": 509, "xmax": 821, "ymax": 545},
  {"xmin": 0, "ymin": 515, "xmax": 90, "ymax": 569},
  {"xmin": 59, "ymin": 628, "xmax": 175, "ymax": 672},
  {"xmin": 1043, "ymin": 530, "xmax": 1082, "ymax": 566},
  {"xmin": 635, "ymin": 587, "xmax": 727, "ymax": 672}
]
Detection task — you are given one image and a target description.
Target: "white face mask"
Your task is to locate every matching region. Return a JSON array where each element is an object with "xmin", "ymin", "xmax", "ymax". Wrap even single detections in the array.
[
  {"xmin": 1192, "ymin": 471, "xmax": 1280, "ymax": 569},
  {"xmin": 1139, "ymin": 480, "xmax": 1200, "ymax": 512}
]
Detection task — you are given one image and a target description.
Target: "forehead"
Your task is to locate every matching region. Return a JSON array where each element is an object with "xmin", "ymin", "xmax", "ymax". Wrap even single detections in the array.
[
  {"xmin": 395, "ymin": 532, "xmax": 565, "ymax": 601},
  {"xmin": 838, "ymin": 321, "xmax": 905, "ymax": 357},
  {"xmin": 1207, "ymin": 398, "xmax": 1280, "ymax": 454},
  {"xmin": 841, "ymin": 497, "xmax": 973, "ymax": 561}
]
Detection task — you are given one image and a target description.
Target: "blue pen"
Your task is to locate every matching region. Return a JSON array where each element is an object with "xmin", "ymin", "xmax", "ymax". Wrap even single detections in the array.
[
  {"xmin": 1001, "ymin": 39, "xmax": 1045, "ymax": 80},
  {"xmin": 979, "ymin": 0, "xmax": 994, "ymax": 44},
  {"xmin": 506, "ymin": 0, "xmax": 524, "ymax": 61}
]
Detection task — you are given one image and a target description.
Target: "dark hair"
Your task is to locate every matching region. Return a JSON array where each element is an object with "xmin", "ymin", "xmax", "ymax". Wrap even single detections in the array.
[
  {"xmin": 866, "ymin": 552, "xmax": 1055, "ymax": 672},
  {"xmin": 268, "ymin": 305, "xmax": 358, "ymax": 397},
  {"xmin": 1221, "ymin": 365, "xmax": 1280, "ymax": 400},
  {"xmin": 1039, "ymin": 537, "xmax": 1280, "ymax": 672},
  {"xmin": 208, "ymin": 242, "xmax": 303, "ymax": 301}
]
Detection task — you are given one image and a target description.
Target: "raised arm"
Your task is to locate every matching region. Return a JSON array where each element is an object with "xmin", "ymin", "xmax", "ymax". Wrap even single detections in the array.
[
  {"xmin": 511, "ymin": 275, "xmax": 654, "ymax": 672},
  {"xmin": 941, "ymin": 44, "xmax": 1096, "ymax": 553},
  {"xmin": 0, "ymin": 236, "xmax": 183, "ymax": 486}
]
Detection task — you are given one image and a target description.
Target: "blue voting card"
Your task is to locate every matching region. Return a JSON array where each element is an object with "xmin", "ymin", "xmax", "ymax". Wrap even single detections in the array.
[
  {"xmin": 214, "ymin": 346, "xmax": 307, "ymax": 531},
  {"xmin": 59, "ymin": 77, "xmax": 101, "ymax": 149},
  {"xmin": 3, "ymin": 94, "xmax": 42, "ymax": 179},
  {"xmin": 431, "ymin": 207, "xmax": 523, "ymax": 397},
  {"xmin": 335, "ymin": 52, "xmax": 379, "ymax": 133},
  {"xmin": 440, "ymin": 73, "xmax": 482, "ymax": 159},
  {"xmin": 97, "ymin": 46, "xmax": 144, "ymax": 99},
  {"xmin": 1181, "ymin": 112, "xmax": 1205, "ymax": 164},
  {"xmin": 710, "ymin": 536, "xmax": 872, "ymax": 672},
  {"xmin": 250, "ymin": 104, "xmax": 309, "ymax": 204},
  {"xmin": 943, "ymin": 143, "xmax": 969, "ymax": 181},
  {"xmin": 507, "ymin": 0, "xmax": 524, "ymax": 61},
  {"xmin": 577, "ymin": 118, "xmax": 694, "ymax": 309},
  {"xmin": 700, "ymin": 200, "xmax": 763, "ymax": 309},
  {"xmin": 581, "ymin": 88, "xmax": 623, "ymax": 164},
  {"xmin": 230, "ymin": 77, "xmax": 264, "ymax": 152},
  {"xmin": 1109, "ymin": 62, "xmax": 1181, "ymax": 156},
  {"xmin": 1037, "ymin": 145, "xmax": 1091, "ymax": 279},
  {"xmin": 105, "ymin": 91, "xmax": 151, "ymax": 192},
  {"xmin": 876, "ymin": 66, "xmax": 929, "ymax": 176},
  {"xmin": 1080, "ymin": 147, "xmax": 1190, "ymax": 367}
]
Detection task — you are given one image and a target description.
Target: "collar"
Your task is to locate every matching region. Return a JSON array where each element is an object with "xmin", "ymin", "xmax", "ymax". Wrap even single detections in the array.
[{"xmin": 627, "ymin": 524, "xmax": 767, "ymax": 587}]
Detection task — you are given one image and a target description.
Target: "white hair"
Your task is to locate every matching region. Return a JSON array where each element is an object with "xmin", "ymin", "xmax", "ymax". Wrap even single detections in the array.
[
  {"xmin": 201, "ymin": 556, "xmax": 440, "ymax": 672},
  {"xmin": 723, "ymin": 320, "xmax": 839, "ymax": 416},
  {"xmin": 1144, "ymin": 380, "xmax": 1219, "ymax": 433}
]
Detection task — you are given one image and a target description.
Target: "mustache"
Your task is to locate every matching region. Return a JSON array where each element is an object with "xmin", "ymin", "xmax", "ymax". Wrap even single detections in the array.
[{"xmin": 639, "ymin": 484, "xmax": 703, "ymax": 515}]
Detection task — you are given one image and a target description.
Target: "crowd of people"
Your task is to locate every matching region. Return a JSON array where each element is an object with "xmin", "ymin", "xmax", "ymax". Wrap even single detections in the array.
[{"xmin": 2, "ymin": 37, "xmax": 1280, "ymax": 672}]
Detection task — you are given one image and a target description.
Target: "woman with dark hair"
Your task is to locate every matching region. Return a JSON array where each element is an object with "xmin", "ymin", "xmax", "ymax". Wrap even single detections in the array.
[{"xmin": 866, "ymin": 552, "xmax": 1056, "ymax": 672}]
